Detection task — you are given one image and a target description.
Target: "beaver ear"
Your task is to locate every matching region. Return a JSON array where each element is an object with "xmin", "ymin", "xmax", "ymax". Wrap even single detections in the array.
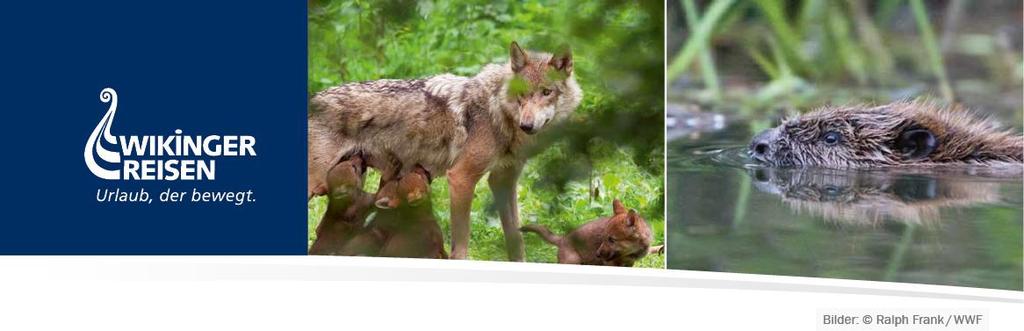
[
  {"xmin": 612, "ymin": 199, "xmax": 626, "ymax": 215},
  {"xmin": 510, "ymin": 41, "xmax": 528, "ymax": 73},
  {"xmin": 895, "ymin": 128, "xmax": 937, "ymax": 160}
]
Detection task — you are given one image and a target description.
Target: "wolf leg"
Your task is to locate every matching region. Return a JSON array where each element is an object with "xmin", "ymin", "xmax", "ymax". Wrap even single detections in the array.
[
  {"xmin": 446, "ymin": 162, "xmax": 486, "ymax": 259},
  {"xmin": 488, "ymin": 164, "xmax": 525, "ymax": 262}
]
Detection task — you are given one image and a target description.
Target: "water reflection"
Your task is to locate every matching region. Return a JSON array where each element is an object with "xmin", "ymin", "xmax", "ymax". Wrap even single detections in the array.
[
  {"xmin": 667, "ymin": 120, "xmax": 1023, "ymax": 291},
  {"xmin": 748, "ymin": 167, "xmax": 1013, "ymax": 224}
]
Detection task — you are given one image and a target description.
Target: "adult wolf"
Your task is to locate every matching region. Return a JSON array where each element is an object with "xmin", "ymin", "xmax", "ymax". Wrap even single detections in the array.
[{"xmin": 308, "ymin": 41, "xmax": 583, "ymax": 260}]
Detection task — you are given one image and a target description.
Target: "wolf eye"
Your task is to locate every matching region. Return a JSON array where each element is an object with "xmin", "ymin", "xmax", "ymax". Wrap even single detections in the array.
[
  {"xmin": 541, "ymin": 88, "xmax": 552, "ymax": 96},
  {"xmin": 607, "ymin": 237, "xmax": 616, "ymax": 243},
  {"xmin": 822, "ymin": 131, "xmax": 842, "ymax": 146}
]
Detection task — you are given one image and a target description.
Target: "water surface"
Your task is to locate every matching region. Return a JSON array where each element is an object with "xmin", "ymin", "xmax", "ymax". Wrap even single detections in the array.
[{"xmin": 667, "ymin": 118, "xmax": 1023, "ymax": 291}]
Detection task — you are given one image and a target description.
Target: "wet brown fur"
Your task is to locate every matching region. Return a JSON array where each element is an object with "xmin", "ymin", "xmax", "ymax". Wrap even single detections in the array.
[
  {"xmin": 751, "ymin": 100, "xmax": 1024, "ymax": 168},
  {"xmin": 520, "ymin": 199, "xmax": 654, "ymax": 267}
]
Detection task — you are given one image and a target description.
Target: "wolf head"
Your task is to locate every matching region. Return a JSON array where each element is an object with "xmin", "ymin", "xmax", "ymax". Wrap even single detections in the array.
[
  {"xmin": 506, "ymin": 41, "xmax": 582, "ymax": 134},
  {"xmin": 596, "ymin": 199, "xmax": 652, "ymax": 266},
  {"xmin": 375, "ymin": 166, "xmax": 432, "ymax": 210},
  {"xmin": 326, "ymin": 153, "xmax": 367, "ymax": 200}
]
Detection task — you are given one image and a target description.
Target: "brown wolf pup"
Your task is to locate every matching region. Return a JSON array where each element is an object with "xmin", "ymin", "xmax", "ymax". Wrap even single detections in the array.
[
  {"xmin": 309, "ymin": 41, "xmax": 583, "ymax": 260},
  {"xmin": 308, "ymin": 153, "xmax": 374, "ymax": 255},
  {"xmin": 373, "ymin": 164, "xmax": 431, "ymax": 210},
  {"xmin": 343, "ymin": 165, "xmax": 447, "ymax": 259},
  {"xmin": 520, "ymin": 199, "xmax": 653, "ymax": 267}
]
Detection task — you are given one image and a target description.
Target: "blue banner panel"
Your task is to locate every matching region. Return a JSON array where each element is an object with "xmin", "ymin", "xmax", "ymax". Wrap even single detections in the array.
[{"xmin": 0, "ymin": 1, "xmax": 307, "ymax": 253}]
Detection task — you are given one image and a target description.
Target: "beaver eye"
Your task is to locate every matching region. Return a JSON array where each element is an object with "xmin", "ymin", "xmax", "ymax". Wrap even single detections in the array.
[
  {"xmin": 542, "ymin": 88, "xmax": 552, "ymax": 96},
  {"xmin": 607, "ymin": 237, "xmax": 615, "ymax": 243},
  {"xmin": 822, "ymin": 131, "xmax": 842, "ymax": 146}
]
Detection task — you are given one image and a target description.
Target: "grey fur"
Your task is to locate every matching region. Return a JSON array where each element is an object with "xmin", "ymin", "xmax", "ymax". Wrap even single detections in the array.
[{"xmin": 308, "ymin": 55, "xmax": 583, "ymax": 193}]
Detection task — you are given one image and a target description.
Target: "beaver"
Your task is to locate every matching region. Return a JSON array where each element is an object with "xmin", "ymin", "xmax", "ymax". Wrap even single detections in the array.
[{"xmin": 749, "ymin": 100, "xmax": 1024, "ymax": 168}]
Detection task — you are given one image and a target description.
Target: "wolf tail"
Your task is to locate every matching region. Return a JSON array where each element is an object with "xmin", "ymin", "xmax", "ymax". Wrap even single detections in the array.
[{"xmin": 520, "ymin": 224, "xmax": 562, "ymax": 246}]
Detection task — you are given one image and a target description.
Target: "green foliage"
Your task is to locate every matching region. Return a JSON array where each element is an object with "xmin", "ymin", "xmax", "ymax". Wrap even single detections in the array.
[
  {"xmin": 667, "ymin": 0, "xmax": 735, "ymax": 82},
  {"xmin": 307, "ymin": 0, "xmax": 665, "ymax": 267},
  {"xmin": 682, "ymin": 0, "xmax": 721, "ymax": 98},
  {"xmin": 668, "ymin": 0, "xmax": 1023, "ymax": 112}
]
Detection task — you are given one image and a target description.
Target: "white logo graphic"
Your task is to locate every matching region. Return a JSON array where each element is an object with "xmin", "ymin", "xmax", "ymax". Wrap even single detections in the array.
[
  {"xmin": 84, "ymin": 87, "xmax": 257, "ymax": 181},
  {"xmin": 84, "ymin": 88, "xmax": 121, "ymax": 180}
]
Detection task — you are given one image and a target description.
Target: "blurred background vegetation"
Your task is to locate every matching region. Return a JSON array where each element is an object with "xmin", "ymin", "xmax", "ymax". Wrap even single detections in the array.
[
  {"xmin": 668, "ymin": 0, "xmax": 1023, "ymax": 125},
  {"xmin": 667, "ymin": 0, "xmax": 1022, "ymax": 290},
  {"xmin": 307, "ymin": 0, "xmax": 665, "ymax": 267}
]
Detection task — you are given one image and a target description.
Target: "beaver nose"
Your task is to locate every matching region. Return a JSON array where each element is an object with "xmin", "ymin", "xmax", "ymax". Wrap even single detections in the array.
[{"xmin": 749, "ymin": 128, "xmax": 777, "ymax": 161}]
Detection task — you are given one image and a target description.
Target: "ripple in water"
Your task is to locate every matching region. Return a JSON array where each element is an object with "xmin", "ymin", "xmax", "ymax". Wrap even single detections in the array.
[{"xmin": 671, "ymin": 144, "xmax": 755, "ymax": 170}]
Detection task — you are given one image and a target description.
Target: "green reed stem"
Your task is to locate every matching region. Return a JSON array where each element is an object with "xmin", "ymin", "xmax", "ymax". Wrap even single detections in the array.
[
  {"xmin": 909, "ymin": 0, "xmax": 955, "ymax": 103},
  {"xmin": 884, "ymin": 224, "xmax": 916, "ymax": 281},
  {"xmin": 667, "ymin": 0, "xmax": 735, "ymax": 82},
  {"xmin": 753, "ymin": 0, "xmax": 809, "ymax": 76},
  {"xmin": 682, "ymin": 0, "xmax": 721, "ymax": 99},
  {"xmin": 731, "ymin": 170, "xmax": 752, "ymax": 228}
]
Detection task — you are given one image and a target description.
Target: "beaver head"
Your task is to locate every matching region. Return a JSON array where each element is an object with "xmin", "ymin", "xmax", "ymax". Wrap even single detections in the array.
[{"xmin": 749, "ymin": 100, "xmax": 1024, "ymax": 168}]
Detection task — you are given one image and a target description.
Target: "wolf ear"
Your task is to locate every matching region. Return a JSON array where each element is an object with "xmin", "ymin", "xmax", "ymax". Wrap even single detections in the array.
[
  {"xmin": 895, "ymin": 127, "xmax": 937, "ymax": 160},
  {"xmin": 548, "ymin": 46, "xmax": 573, "ymax": 75},
  {"xmin": 510, "ymin": 41, "xmax": 528, "ymax": 73},
  {"xmin": 612, "ymin": 199, "xmax": 626, "ymax": 215},
  {"xmin": 626, "ymin": 209, "xmax": 637, "ymax": 227}
]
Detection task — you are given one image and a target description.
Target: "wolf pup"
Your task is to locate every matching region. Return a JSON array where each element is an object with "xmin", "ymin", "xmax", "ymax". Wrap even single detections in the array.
[
  {"xmin": 308, "ymin": 153, "xmax": 374, "ymax": 256},
  {"xmin": 309, "ymin": 41, "xmax": 583, "ymax": 260},
  {"xmin": 373, "ymin": 164, "xmax": 431, "ymax": 210},
  {"xmin": 520, "ymin": 199, "xmax": 653, "ymax": 267},
  {"xmin": 369, "ymin": 165, "xmax": 448, "ymax": 259},
  {"xmin": 749, "ymin": 100, "xmax": 1024, "ymax": 168}
]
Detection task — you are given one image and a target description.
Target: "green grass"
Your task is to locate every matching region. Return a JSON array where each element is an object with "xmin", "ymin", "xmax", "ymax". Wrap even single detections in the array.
[
  {"xmin": 307, "ymin": 0, "xmax": 664, "ymax": 268},
  {"xmin": 308, "ymin": 144, "xmax": 665, "ymax": 266}
]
